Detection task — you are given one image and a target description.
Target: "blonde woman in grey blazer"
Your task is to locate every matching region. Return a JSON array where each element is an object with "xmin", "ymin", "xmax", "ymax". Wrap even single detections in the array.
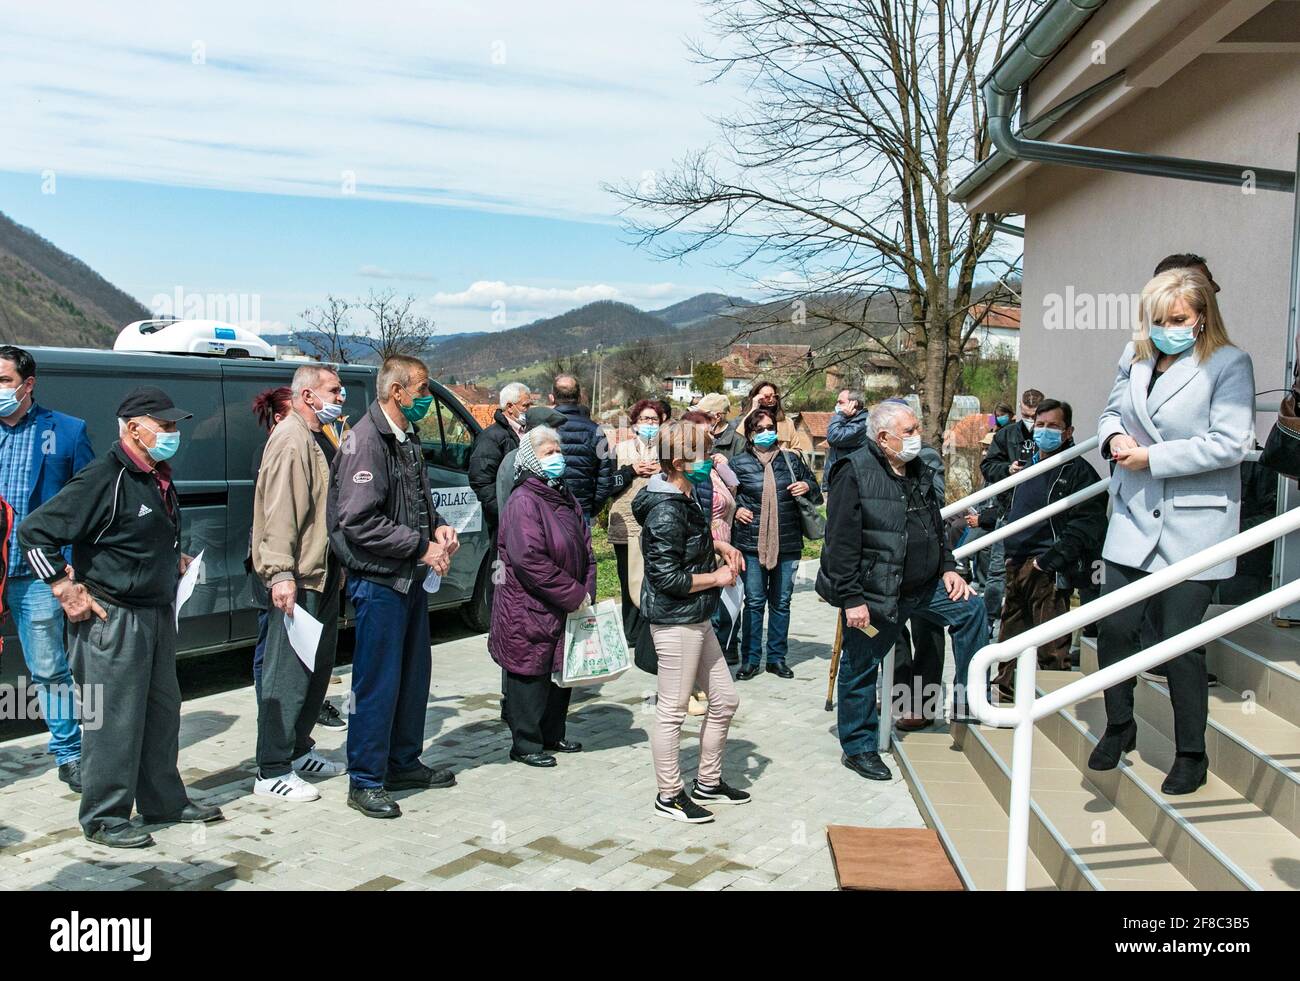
[{"xmin": 1090, "ymin": 268, "xmax": 1255, "ymax": 795}]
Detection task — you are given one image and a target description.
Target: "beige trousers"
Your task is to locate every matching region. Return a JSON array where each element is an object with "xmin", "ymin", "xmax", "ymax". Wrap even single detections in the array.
[{"xmin": 650, "ymin": 621, "xmax": 740, "ymax": 797}]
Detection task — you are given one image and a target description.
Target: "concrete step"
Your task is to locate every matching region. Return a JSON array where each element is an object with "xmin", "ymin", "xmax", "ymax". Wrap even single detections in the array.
[
  {"xmin": 1207, "ymin": 614, "xmax": 1300, "ymax": 730},
  {"xmin": 892, "ymin": 730, "xmax": 1058, "ymax": 890},
  {"xmin": 1040, "ymin": 672, "xmax": 1300, "ymax": 889},
  {"xmin": 955, "ymin": 712, "xmax": 1195, "ymax": 890},
  {"xmin": 1081, "ymin": 637, "xmax": 1300, "ymax": 838}
]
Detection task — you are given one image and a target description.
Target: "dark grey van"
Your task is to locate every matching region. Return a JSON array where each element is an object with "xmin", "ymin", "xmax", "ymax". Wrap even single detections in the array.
[{"xmin": 2, "ymin": 346, "xmax": 491, "ymax": 661}]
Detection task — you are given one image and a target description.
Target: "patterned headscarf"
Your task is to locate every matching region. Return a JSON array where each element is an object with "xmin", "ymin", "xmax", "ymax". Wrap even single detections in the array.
[{"xmin": 514, "ymin": 428, "xmax": 565, "ymax": 489}]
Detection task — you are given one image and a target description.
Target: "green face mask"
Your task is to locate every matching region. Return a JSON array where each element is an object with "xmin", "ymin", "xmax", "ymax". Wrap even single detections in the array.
[{"xmin": 400, "ymin": 393, "xmax": 434, "ymax": 422}]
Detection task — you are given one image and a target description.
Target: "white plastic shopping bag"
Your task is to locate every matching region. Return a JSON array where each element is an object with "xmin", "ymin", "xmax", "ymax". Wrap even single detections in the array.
[{"xmin": 555, "ymin": 599, "xmax": 632, "ymax": 688}]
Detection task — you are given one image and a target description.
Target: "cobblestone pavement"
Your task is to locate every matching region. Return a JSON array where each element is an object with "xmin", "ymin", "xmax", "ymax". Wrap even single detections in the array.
[{"xmin": 0, "ymin": 572, "xmax": 924, "ymax": 891}]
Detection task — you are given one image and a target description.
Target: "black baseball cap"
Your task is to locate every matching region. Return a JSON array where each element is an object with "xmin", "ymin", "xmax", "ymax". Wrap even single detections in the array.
[{"xmin": 116, "ymin": 386, "xmax": 193, "ymax": 422}]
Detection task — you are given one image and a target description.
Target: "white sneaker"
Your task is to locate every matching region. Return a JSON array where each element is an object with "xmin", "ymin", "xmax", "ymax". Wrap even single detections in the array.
[
  {"xmin": 293, "ymin": 749, "xmax": 347, "ymax": 777},
  {"xmin": 254, "ymin": 771, "xmax": 320, "ymax": 802}
]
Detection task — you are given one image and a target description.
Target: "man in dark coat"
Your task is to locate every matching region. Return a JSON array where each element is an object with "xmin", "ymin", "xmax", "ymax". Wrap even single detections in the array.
[
  {"xmin": 817, "ymin": 400, "xmax": 987, "ymax": 782},
  {"xmin": 550, "ymin": 374, "xmax": 613, "ymax": 521},
  {"xmin": 469, "ymin": 381, "xmax": 531, "ymax": 534}
]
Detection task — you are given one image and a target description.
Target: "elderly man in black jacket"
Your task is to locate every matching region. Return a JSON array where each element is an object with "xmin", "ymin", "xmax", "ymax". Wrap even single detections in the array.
[
  {"xmin": 817, "ymin": 400, "xmax": 989, "ymax": 781},
  {"xmin": 329, "ymin": 355, "xmax": 460, "ymax": 819},
  {"xmin": 550, "ymin": 374, "xmax": 612, "ymax": 521},
  {"xmin": 469, "ymin": 382, "xmax": 531, "ymax": 535}
]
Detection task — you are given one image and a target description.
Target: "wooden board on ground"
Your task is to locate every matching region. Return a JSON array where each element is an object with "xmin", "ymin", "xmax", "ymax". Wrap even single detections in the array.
[{"xmin": 826, "ymin": 825, "xmax": 964, "ymax": 891}]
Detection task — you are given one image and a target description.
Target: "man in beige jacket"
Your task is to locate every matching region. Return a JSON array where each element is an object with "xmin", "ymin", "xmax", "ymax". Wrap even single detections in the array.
[{"xmin": 251, "ymin": 364, "xmax": 347, "ymax": 802}]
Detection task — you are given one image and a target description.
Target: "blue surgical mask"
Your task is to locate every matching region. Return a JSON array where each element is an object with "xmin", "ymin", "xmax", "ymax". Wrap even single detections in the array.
[
  {"xmin": 753, "ymin": 430, "xmax": 778, "ymax": 448},
  {"xmin": 145, "ymin": 429, "xmax": 181, "ymax": 462},
  {"xmin": 1033, "ymin": 427, "xmax": 1063, "ymax": 453},
  {"xmin": 637, "ymin": 424, "xmax": 660, "ymax": 442},
  {"xmin": 995, "ymin": 414, "xmax": 1010, "ymax": 427},
  {"xmin": 314, "ymin": 397, "xmax": 343, "ymax": 425},
  {"xmin": 0, "ymin": 388, "xmax": 22, "ymax": 417},
  {"xmin": 1150, "ymin": 323, "xmax": 1198, "ymax": 356},
  {"xmin": 540, "ymin": 453, "xmax": 566, "ymax": 480},
  {"xmin": 685, "ymin": 459, "xmax": 713, "ymax": 485}
]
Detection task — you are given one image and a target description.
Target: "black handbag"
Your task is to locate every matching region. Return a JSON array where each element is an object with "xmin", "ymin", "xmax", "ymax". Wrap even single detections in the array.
[
  {"xmin": 1260, "ymin": 346, "xmax": 1300, "ymax": 478},
  {"xmin": 633, "ymin": 617, "xmax": 658, "ymax": 674},
  {"xmin": 782, "ymin": 448, "xmax": 826, "ymax": 540}
]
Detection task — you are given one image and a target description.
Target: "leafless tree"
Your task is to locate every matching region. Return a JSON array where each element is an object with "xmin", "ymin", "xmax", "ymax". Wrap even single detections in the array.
[
  {"xmin": 356, "ymin": 288, "xmax": 437, "ymax": 362},
  {"xmin": 609, "ymin": 0, "xmax": 1034, "ymax": 441},
  {"xmin": 606, "ymin": 338, "xmax": 678, "ymax": 405},
  {"xmin": 297, "ymin": 294, "xmax": 353, "ymax": 364}
]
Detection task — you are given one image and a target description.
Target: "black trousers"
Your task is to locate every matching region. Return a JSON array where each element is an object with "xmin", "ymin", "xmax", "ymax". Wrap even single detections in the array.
[
  {"xmin": 613, "ymin": 542, "xmax": 644, "ymax": 644},
  {"xmin": 893, "ymin": 617, "xmax": 944, "ymax": 719},
  {"xmin": 504, "ymin": 671, "xmax": 572, "ymax": 754},
  {"xmin": 1096, "ymin": 561, "xmax": 1214, "ymax": 754},
  {"xmin": 67, "ymin": 600, "xmax": 190, "ymax": 833},
  {"xmin": 256, "ymin": 562, "xmax": 341, "ymax": 777}
]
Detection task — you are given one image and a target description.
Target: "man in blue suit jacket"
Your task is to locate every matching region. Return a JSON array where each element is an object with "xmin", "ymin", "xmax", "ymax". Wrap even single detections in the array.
[{"xmin": 0, "ymin": 346, "xmax": 94, "ymax": 792}]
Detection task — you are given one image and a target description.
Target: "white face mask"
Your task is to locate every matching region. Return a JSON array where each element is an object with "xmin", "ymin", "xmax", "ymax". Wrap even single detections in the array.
[{"xmin": 893, "ymin": 433, "xmax": 922, "ymax": 462}]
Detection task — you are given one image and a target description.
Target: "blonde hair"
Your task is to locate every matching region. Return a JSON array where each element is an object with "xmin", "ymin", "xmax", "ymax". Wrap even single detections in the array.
[
  {"xmin": 655, "ymin": 420, "xmax": 713, "ymax": 473},
  {"xmin": 1133, "ymin": 268, "xmax": 1231, "ymax": 363}
]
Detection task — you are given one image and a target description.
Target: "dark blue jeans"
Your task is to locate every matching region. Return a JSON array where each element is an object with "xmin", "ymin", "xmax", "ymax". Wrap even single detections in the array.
[
  {"xmin": 836, "ymin": 577, "xmax": 989, "ymax": 756},
  {"xmin": 252, "ymin": 607, "xmax": 269, "ymax": 700},
  {"xmin": 346, "ymin": 577, "xmax": 433, "ymax": 789},
  {"xmin": 740, "ymin": 554, "xmax": 798, "ymax": 667}
]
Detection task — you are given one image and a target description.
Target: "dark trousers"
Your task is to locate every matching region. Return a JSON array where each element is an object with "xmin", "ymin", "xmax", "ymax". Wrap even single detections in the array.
[
  {"xmin": 893, "ymin": 617, "xmax": 945, "ymax": 719},
  {"xmin": 256, "ymin": 564, "xmax": 341, "ymax": 777},
  {"xmin": 504, "ymin": 671, "xmax": 572, "ymax": 754},
  {"xmin": 1096, "ymin": 561, "xmax": 1214, "ymax": 754},
  {"xmin": 995, "ymin": 557, "xmax": 1071, "ymax": 696},
  {"xmin": 67, "ymin": 600, "xmax": 189, "ymax": 833},
  {"xmin": 613, "ymin": 543, "xmax": 644, "ymax": 644},
  {"xmin": 837, "ymin": 578, "xmax": 988, "ymax": 755},
  {"xmin": 346, "ymin": 577, "xmax": 432, "ymax": 788}
]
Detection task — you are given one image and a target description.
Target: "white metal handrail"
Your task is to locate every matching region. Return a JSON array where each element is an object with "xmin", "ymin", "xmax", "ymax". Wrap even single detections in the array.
[
  {"xmin": 966, "ymin": 505, "xmax": 1300, "ymax": 890},
  {"xmin": 952, "ymin": 479, "xmax": 1109, "ymax": 562},
  {"xmin": 941, "ymin": 435, "xmax": 1099, "ymax": 519}
]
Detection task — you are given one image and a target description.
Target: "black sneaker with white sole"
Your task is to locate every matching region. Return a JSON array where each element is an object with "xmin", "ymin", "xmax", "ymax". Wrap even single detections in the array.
[
  {"xmin": 690, "ymin": 779, "xmax": 751, "ymax": 806},
  {"xmin": 317, "ymin": 700, "xmax": 347, "ymax": 729},
  {"xmin": 654, "ymin": 790, "xmax": 714, "ymax": 824}
]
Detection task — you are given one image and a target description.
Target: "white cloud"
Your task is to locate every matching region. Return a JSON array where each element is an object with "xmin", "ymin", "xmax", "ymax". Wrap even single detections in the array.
[
  {"xmin": 1, "ymin": 2, "xmax": 736, "ymax": 222},
  {"xmin": 358, "ymin": 265, "xmax": 437, "ymax": 281}
]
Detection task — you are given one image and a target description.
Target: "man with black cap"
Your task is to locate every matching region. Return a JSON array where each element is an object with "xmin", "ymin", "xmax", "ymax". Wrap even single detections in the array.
[{"xmin": 18, "ymin": 386, "xmax": 223, "ymax": 848}]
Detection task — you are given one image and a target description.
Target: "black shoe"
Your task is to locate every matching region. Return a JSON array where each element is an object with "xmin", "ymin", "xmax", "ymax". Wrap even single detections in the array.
[
  {"xmin": 510, "ymin": 750, "xmax": 557, "ymax": 767},
  {"xmin": 654, "ymin": 790, "xmax": 714, "ymax": 824},
  {"xmin": 543, "ymin": 740, "xmax": 582, "ymax": 754},
  {"xmin": 765, "ymin": 661, "xmax": 794, "ymax": 679},
  {"xmin": 348, "ymin": 785, "xmax": 401, "ymax": 818},
  {"xmin": 736, "ymin": 664, "xmax": 761, "ymax": 681},
  {"xmin": 842, "ymin": 752, "xmax": 892, "ymax": 781},
  {"xmin": 1161, "ymin": 754, "xmax": 1209, "ymax": 795},
  {"xmin": 690, "ymin": 778, "xmax": 751, "ymax": 806},
  {"xmin": 724, "ymin": 651, "xmax": 740, "ymax": 667},
  {"xmin": 1087, "ymin": 720, "xmax": 1137, "ymax": 771},
  {"xmin": 85, "ymin": 825, "xmax": 154, "ymax": 849},
  {"xmin": 141, "ymin": 801, "xmax": 224, "ymax": 825},
  {"xmin": 1206, "ymin": 672, "xmax": 1218, "ymax": 687},
  {"xmin": 57, "ymin": 761, "xmax": 82, "ymax": 794},
  {"xmin": 316, "ymin": 700, "xmax": 347, "ymax": 729},
  {"xmin": 384, "ymin": 762, "xmax": 456, "ymax": 790}
]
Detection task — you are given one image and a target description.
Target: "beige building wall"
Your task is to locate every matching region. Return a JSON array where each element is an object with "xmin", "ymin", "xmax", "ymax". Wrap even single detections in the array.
[{"xmin": 1018, "ymin": 51, "xmax": 1298, "ymax": 460}]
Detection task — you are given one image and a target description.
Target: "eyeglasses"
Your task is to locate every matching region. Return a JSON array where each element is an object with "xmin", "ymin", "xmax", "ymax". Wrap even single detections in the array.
[{"xmin": 754, "ymin": 426, "xmax": 776, "ymax": 433}]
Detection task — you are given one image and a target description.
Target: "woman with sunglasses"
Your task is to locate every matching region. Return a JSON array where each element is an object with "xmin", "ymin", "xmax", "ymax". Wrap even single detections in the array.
[{"xmin": 731, "ymin": 409, "xmax": 822, "ymax": 680}]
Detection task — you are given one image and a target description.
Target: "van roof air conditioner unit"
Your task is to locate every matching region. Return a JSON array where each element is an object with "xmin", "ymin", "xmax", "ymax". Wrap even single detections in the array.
[{"xmin": 114, "ymin": 320, "xmax": 276, "ymax": 360}]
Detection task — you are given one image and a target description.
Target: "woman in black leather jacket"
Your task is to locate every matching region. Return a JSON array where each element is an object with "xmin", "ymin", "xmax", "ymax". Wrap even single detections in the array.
[{"xmin": 631, "ymin": 420, "xmax": 748, "ymax": 824}]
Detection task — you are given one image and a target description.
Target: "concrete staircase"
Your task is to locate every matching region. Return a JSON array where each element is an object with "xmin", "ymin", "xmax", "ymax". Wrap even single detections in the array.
[{"xmin": 893, "ymin": 610, "xmax": 1300, "ymax": 890}]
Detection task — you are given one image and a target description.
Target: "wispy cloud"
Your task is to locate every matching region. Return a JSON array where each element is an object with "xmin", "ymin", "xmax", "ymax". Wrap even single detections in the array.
[{"xmin": 2, "ymin": 3, "xmax": 734, "ymax": 223}]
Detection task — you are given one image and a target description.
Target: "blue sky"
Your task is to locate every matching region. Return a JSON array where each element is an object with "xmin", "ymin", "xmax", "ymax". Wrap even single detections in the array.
[{"xmin": 0, "ymin": 1, "xmax": 755, "ymax": 335}]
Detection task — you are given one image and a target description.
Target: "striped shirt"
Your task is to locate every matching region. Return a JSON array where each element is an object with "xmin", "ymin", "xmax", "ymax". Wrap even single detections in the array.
[{"xmin": 0, "ymin": 411, "xmax": 37, "ymax": 578}]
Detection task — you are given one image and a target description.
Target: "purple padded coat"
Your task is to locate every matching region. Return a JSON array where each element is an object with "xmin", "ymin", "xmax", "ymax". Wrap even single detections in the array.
[{"xmin": 488, "ymin": 474, "xmax": 598, "ymax": 677}]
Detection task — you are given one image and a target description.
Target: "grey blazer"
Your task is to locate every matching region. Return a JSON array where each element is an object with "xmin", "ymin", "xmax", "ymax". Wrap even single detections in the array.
[{"xmin": 1097, "ymin": 341, "xmax": 1255, "ymax": 581}]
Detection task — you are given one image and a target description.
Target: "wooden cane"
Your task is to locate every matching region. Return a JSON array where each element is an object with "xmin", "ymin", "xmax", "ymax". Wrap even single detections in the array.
[{"xmin": 825, "ymin": 613, "xmax": 844, "ymax": 711}]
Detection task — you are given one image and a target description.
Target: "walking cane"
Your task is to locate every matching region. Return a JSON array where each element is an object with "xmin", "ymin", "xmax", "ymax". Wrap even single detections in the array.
[{"xmin": 825, "ymin": 613, "xmax": 843, "ymax": 711}]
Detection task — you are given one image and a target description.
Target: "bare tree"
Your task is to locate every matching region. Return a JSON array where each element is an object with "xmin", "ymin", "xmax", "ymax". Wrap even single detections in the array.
[
  {"xmin": 356, "ymin": 288, "xmax": 437, "ymax": 363},
  {"xmin": 605, "ymin": 338, "xmax": 677, "ymax": 404},
  {"xmin": 609, "ymin": 0, "xmax": 1033, "ymax": 441},
  {"xmin": 297, "ymin": 294, "xmax": 353, "ymax": 364}
]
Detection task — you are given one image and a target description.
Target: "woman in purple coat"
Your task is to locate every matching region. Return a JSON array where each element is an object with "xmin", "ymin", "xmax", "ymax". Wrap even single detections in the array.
[{"xmin": 489, "ymin": 426, "xmax": 597, "ymax": 767}]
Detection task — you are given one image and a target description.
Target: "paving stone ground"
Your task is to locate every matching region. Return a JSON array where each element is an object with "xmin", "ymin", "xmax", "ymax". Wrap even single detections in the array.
[{"xmin": 0, "ymin": 569, "xmax": 926, "ymax": 891}]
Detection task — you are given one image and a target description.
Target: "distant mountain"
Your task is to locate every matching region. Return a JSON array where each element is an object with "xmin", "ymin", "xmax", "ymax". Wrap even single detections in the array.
[
  {"xmin": 649, "ymin": 292, "xmax": 751, "ymax": 329},
  {"xmin": 0, "ymin": 211, "xmax": 150, "ymax": 348},
  {"xmin": 432, "ymin": 300, "xmax": 672, "ymax": 378},
  {"xmin": 261, "ymin": 329, "xmax": 490, "ymax": 364}
]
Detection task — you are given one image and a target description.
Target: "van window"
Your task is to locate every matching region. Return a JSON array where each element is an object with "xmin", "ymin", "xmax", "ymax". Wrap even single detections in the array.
[{"xmin": 420, "ymin": 395, "xmax": 472, "ymax": 471}]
